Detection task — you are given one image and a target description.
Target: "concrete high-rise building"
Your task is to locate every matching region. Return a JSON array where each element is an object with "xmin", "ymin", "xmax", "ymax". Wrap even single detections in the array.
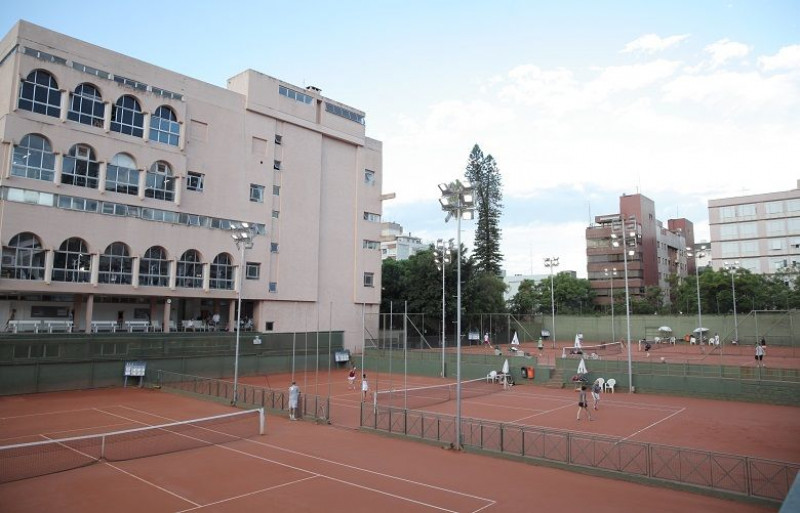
[
  {"xmin": 0, "ymin": 21, "xmax": 383, "ymax": 350},
  {"xmin": 586, "ymin": 193, "xmax": 693, "ymax": 307},
  {"xmin": 708, "ymin": 181, "xmax": 800, "ymax": 275}
]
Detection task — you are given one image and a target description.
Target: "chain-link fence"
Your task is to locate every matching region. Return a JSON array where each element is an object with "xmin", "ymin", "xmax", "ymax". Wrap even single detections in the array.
[
  {"xmin": 361, "ymin": 404, "xmax": 798, "ymax": 504},
  {"xmin": 157, "ymin": 370, "xmax": 329, "ymax": 421}
]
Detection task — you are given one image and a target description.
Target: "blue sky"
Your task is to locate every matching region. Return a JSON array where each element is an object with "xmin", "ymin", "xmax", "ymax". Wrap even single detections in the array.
[{"xmin": 3, "ymin": 1, "xmax": 798, "ymax": 277}]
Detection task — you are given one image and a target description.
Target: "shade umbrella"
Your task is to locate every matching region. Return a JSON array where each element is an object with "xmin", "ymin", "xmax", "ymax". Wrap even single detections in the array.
[
  {"xmin": 658, "ymin": 326, "xmax": 673, "ymax": 333},
  {"xmin": 693, "ymin": 327, "xmax": 709, "ymax": 333},
  {"xmin": 502, "ymin": 358, "xmax": 511, "ymax": 389},
  {"xmin": 577, "ymin": 358, "xmax": 587, "ymax": 375}
]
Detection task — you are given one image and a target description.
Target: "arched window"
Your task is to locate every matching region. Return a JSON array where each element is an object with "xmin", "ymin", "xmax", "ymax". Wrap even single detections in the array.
[
  {"xmin": 149, "ymin": 105, "xmax": 180, "ymax": 146},
  {"xmin": 11, "ymin": 134, "xmax": 55, "ymax": 181},
  {"xmin": 210, "ymin": 253, "xmax": 234, "ymax": 290},
  {"xmin": 140, "ymin": 246, "xmax": 169, "ymax": 287},
  {"xmin": 145, "ymin": 161, "xmax": 175, "ymax": 201},
  {"xmin": 1, "ymin": 232, "xmax": 45, "ymax": 280},
  {"xmin": 18, "ymin": 69, "xmax": 61, "ymax": 117},
  {"xmin": 62, "ymin": 144, "xmax": 99, "ymax": 189},
  {"xmin": 177, "ymin": 250, "xmax": 202, "ymax": 288},
  {"xmin": 67, "ymin": 83, "xmax": 104, "ymax": 127},
  {"xmin": 110, "ymin": 95, "xmax": 144, "ymax": 137},
  {"xmin": 52, "ymin": 238, "xmax": 90, "ymax": 283},
  {"xmin": 106, "ymin": 153, "xmax": 139, "ymax": 195},
  {"xmin": 98, "ymin": 242, "xmax": 132, "ymax": 284}
]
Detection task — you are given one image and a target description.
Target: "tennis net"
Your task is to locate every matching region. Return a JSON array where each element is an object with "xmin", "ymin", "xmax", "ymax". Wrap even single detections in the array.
[
  {"xmin": 373, "ymin": 378, "xmax": 502, "ymax": 410},
  {"xmin": 0, "ymin": 408, "xmax": 264, "ymax": 484},
  {"xmin": 561, "ymin": 341, "xmax": 624, "ymax": 359},
  {"xmin": 638, "ymin": 338, "xmax": 677, "ymax": 352}
]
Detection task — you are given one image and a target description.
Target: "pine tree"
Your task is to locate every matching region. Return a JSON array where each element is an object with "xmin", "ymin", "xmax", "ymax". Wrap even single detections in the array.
[{"xmin": 464, "ymin": 144, "xmax": 503, "ymax": 275}]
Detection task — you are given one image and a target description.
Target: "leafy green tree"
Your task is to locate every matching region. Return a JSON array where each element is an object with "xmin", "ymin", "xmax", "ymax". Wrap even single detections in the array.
[
  {"xmin": 464, "ymin": 271, "xmax": 507, "ymax": 315},
  {"xmin": 464, "ymin": 144, "xmax": 503, "ymax": 275},
  {"xmin": 539, "ymin": 273, "xmax": 596, "ymax": 314},
  {"xmin": 508, "ymin": 279, "xmax": 541, "ymax": 315}
]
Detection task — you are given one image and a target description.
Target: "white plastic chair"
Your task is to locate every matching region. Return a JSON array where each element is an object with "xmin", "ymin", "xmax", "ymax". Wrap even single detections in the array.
[
  {"xmin": 486, "ymin": 370, "xmax": 499, "ymax": 383},
  {"xmin": 604, "ymin": 378, "xmax": 616, "ymax": 393}
]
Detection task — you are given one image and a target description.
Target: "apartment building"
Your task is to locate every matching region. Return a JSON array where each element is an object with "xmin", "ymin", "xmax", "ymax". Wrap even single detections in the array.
[
  {"xmin": 0, "ymin": 21, "xmax": 383, "ymax": 350},
  {"xmin": 708, "ymin": 181, "xmax": 800, "ymax": 274},
  {"xmin": 380, "ymin": 222, "xmax": 428, "ymax": 261},
  {"xmin": 586, "ymin": 193, "xmax": 693, "ymax": 307}
]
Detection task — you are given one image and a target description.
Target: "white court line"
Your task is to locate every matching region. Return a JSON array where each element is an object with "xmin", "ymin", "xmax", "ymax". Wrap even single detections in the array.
[
  {"xmin": 175, "ymin": 475, "xmax": 320, "ymax": 513},
  {"xmin": 119, "ymin": 405, "xmax": 495, "ymax": 512},
  {"xmin": 106, "ymin": 462, "xmax": 201, "ymax": 507},
  {"xmin": 0, "ymin": 406, "xmax": 113, "ymax": 420},
  {"xmin": 619, "ymin": 407, "xmax": 686, "ymax": 442}
]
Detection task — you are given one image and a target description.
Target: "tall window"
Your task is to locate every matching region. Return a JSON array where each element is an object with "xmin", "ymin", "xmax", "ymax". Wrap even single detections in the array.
[
  {"xmin": 364, "ymin": 169, "xmax": 375, "ymax": 185},
  {"xmin": 52, "ymin": 238, "xmax": 90, "ymax": 283},
  {"xmin": 98, "ymin": 242, "xmax": 132, "ymax": 284},
  {"xmin": 149, "ymin": 105, "xmax": 180, "ymax": 146},
  {"xmin": 62, "ymin": 144, "xmax": 99, "ymax": 188},
  {"xmin": 12, "ymin": 134, "xmax": 55, "ymax": 181},
  {"xmin": 110, "ymin": 95, "xmax": 144, "ymax": 137},
  {"xmin": 106, "ymin": 153, "xmax": 139, "ymax": 195},
  {"xmin": 140, "ymin": 246, "xmax": 170, "ymax": 287},
  {"xmin": 67, "ymin": 83, "xmax": 104, "ymax": 127},
  {"xmin": 1, "ymin": 232, "xmax": 46, "ymax": 280},
  {"xmin": 210, "ymin": 253, "xmax": 234, "ymax": 290},
  {"xmin": 145, "ymin": 161, "xmax": 175, "ymax": 201},
  {"xmin": 18, "ymin": 70, "xmax": 61, "ymax": 117},
  {"xmin": 177, "ymin": 250, "xmax": 203, "ymax": 288}
]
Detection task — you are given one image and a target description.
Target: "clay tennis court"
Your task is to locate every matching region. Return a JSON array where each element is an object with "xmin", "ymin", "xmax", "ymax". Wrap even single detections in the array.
[{"xmin": 0, "ymin": 387, "xmax": 784, "ymax": 513}]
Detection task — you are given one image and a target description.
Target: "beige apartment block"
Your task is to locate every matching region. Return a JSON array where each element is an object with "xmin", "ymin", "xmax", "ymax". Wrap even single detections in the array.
[
  {"xmin": 708, "ymin": 181, "xmax": 800, "ymax": 275},
  {"xmin": 0, "ymin": 21, "xmax": 382, "ymax": 349}
]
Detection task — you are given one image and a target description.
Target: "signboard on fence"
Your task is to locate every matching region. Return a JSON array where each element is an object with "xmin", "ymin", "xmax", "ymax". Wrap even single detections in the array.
[{"xmin": 124, "ymin": 361, "xmax": 146, "ymax": 387}]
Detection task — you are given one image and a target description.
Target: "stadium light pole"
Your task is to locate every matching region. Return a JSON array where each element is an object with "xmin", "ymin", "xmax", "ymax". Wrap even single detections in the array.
[
  {"xmin": 688, "ymin": 245, "xmax": 708, "ymax": 343},
  {"xmin": 438, "ymin": 180, "xmax": 475, "ymax": 451},
  {"xmin": 231, "ymin": 222, "xmax": 258, "ymax": 405},
  {"xmin": 436, "ymin": 238, "xmax": 454, "ymax": 378},
  {"xmin": 611, "ymin": 216, "xmax": 636, "ymax": 393},
  {"xmin": 604, "ymin": 267, "xmax": 617, "ymax": 343},
  {"xmin": 724, "ymin": 260, "xmax": 740, "ymax": 343},
  {"xmin": 543, "ymin": 257, "xmax": 559, "ymax": 349}
]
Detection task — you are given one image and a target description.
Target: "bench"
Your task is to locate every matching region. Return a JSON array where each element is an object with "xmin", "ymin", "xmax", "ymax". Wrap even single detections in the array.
[
  {"xmin": 8, "ymin": 320, "xmax": 41, "ymax": 333},
  {"xmin": 182, "ymin": 320, "xmax": 207, "ymax": 331},
  {"xmin": 45, "ymin": 320, "xmax": 73, "ymax": 333},
  {"xmin": 125, "ymin": 321, "xmax": 150, "ymax": 333},
  {"xmin": 91, "ymin": 321, "xmax": 118, "ymax": 333}
]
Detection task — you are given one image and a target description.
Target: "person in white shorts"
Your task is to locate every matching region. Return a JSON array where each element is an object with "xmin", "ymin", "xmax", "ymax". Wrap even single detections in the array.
[
  {"xmin": 361, "ymin": 373, "xmax": 369, "ymax": 400},
  {"xmin": 591, "ymin": 380, "xmax": 602, "ymax": 410},
  {"xmin": 288, "ymin": 381, "xmax": 300, "ymax": 420}
]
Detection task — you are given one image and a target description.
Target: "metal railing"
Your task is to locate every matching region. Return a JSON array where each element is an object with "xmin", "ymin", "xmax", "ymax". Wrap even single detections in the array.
[
  {"xmin": 157, "ymin": 370, "xmax": 329, "ymax": 421},
  {"xmin": 361, "ymin": 404, "xmax": 798, "ymax": 503}
]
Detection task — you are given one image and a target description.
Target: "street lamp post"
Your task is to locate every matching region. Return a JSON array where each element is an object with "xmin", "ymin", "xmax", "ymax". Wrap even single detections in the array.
[
  {"xmin": 438, "ymin": 180, "xmax": 475, "ymax": 451},
  {"xmin": 724, "ymin": 261, "xmax": 740, "ymax": 343},
  {"xmin": 611, "ymin": 216, "xmax": 636, "ymax": 393},
  {"xmin": 688, "ymin": 245, "xmax": 708, "ymax": 343},
  {"xmin": 604, "ymin": 267, "xmax": 617, "ymax": 343},
  {"xmin": 436, "ymin": 238, "xmax": 454, "ymax": 378},
  {"xmin": 543, "ymin": 257, "xmax": 559, "ymax": 349},
  {"xmin": 230, "ymin": 222, "xmax": 258, "ymax": 405}
]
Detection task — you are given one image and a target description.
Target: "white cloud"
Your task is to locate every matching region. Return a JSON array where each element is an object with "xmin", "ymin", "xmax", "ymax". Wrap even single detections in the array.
[
  {"xmin": 662, "ymin": 71, "xmax": 799, "ymax": 111},
  {"xmin": 759, "ymin": 44, "xmax": 800, "ymax": 71},
  {"xmin": 622, "ymin": 34, "xmax": 690, "ymax": 54},
  {"xmin": 587, "ymin": 60, "xmax": 682, "ymax": 98},
  {"xmin": 704, "ymin": 38, "xmax": 750, "ymax": 68}
]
